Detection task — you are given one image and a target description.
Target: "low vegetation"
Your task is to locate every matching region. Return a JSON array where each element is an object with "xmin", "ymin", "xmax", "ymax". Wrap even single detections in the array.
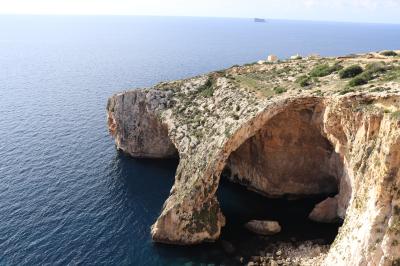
[
  {"xmin": 310, "ymin": 63, "xmax": 342, "ymax": 77},
  {"xmin": 199, "ymin": 78, "xmax": 214, "ymax": 97},
  {"xmin": 339, "ymin": 65, "xmax": 363, "ymax": 79},
  {"xmin": 382, "ymin": 66, "xmax": 400, "ymax": 82},
  {"xmin": 296, "ymin": 75, "xmax": 311, "ymax": 87},
  {"xmin": 365, "ymin": 62, "xmax": 387, "ymax": 73},
  {"xmin": 348, "ymin": 72, "xmax": 371, "ymax": 87},
  {"xmin": 273, "ymin": 87, "xmax": 287, "ymax": 94},
  {"xmin": 380, "ymin": 50, "xmax": 398, "ymax": 57},
  {"xmin": 348, "ymin": 62, "xmax": 388, "ymax": 87}
]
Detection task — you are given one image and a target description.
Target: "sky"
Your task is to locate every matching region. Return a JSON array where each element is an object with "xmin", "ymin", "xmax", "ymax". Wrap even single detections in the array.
[{"xmin": 0, "ymin": 0, "xmax": 400, "ymax": 24}]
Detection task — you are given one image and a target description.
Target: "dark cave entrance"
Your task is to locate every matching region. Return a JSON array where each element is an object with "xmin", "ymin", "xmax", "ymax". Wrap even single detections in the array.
[
  {"xmin": 216, "ymin": 108, "xmax": 345, "ymax": 256},
  {"xmin": 217, "ymin": 177, "xmax": 341, "ymax": 245}
]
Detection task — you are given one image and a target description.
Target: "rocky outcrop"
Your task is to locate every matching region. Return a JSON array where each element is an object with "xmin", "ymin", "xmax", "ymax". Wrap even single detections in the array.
[
  {"xmin": 107, "ymin": 89, "xmax": 178, "ymax": 158},
  {"xmin": 245, "ymin": 220, "xmax": 282, "ymax": 235},
  {"xmin": 107, "ymin": 51, "xmax": 400, "ymax": 265}
]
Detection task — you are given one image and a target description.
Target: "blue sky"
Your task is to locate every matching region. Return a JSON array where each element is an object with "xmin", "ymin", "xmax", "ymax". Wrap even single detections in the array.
[{"xmin": 0, "ymin": 0, "xmax": 399, "ymax": 24}]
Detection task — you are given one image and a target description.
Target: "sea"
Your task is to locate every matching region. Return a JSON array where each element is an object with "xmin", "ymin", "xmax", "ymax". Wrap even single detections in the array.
[{"xmin": 0, "ymin": 15, "xmax": 399, "ymax": 265}]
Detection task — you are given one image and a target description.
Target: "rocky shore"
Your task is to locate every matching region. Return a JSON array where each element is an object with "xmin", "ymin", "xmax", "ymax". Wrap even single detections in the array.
[
  {"xmin": 107, "ymin": 51, "xmax": 400, "ymax": 265},
  {"xmin": 245, "ymin": 240, "xmax": 330, "ymax": 266}
]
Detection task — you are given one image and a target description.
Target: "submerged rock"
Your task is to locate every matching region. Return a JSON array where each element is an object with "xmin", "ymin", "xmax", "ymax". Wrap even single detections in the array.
[{"xmin": 245, "ymin": 220, "xmax": 282, "ymax": 235}]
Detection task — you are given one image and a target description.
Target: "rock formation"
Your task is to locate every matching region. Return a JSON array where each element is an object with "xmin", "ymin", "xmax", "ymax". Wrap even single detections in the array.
[
  {"xmin": 107, "ymin": 51, "xmax": 400, "ymax": 265},
  {"xmin": 309, "ymin": 197, "xmax": 339, "ymax": 223},
  {"xmin": 245, "ymin": 220, "xmax": 282, "ymax": 235}
]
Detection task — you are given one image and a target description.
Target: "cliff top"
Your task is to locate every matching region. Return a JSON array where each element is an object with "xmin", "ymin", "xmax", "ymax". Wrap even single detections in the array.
[{"xmin": 154, "ymin": 50, "xmax": 400, "ymax": 97}]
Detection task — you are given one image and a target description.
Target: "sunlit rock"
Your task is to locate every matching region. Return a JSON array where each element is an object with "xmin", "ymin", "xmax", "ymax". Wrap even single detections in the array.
[{"xmin": 107, "ymin": 50, "xmax": 400, "ymax": 265}]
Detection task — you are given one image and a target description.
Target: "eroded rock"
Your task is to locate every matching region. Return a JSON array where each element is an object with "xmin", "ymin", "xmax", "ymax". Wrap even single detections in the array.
[
  {"xmin": 224, "ymin": 108, "xmax": 341, "ymax": 197},
  {"xmin": 107, "ymin": 51, "xmax": 400, "ymax": 265},
  {"xmin": 245, "ymin": 220, "xmax": 282, "ymax": 236},
  {"xmin": 309, "ymin": 197, "xmax": 339, "ymax": 223}
]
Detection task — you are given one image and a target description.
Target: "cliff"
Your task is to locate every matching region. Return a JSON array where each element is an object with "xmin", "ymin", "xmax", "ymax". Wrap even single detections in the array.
[{"xmin": 107, "ymin": 51, "xmax": 400, "ymax": 265}]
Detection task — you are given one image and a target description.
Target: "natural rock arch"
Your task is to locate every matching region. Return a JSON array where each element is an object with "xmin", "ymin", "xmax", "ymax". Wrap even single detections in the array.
[
  {"xmin": 150, "ymin": 97, "xmax": 351, "ymax": 243},
  {"xmin": 108, "ymin": 85, "xmax": 400, "ymax": 265}
]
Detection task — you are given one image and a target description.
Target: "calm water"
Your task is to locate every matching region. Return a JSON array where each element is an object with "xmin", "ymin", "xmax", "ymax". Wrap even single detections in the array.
[{"xmin": 0, "ymin": 15, "xmax": 399, "ymax": 265}]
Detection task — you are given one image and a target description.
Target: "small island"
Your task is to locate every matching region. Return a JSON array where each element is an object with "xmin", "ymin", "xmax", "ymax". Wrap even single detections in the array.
[{"xmin": 254, "ymin": 18, "xmax": 266, "ymax": 23}]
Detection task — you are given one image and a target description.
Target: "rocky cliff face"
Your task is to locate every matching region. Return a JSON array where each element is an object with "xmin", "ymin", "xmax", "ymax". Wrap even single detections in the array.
[
  {"xmin": 107, "ymin": 90, "xmax": 178, "ymax": 158},
  {"xmin": 107, "ymin": 51, "xmax": 400, "ymax": 265},
  {"xmin": 224, "ymin": 107, "xmax": 341, "ymax": 197}
]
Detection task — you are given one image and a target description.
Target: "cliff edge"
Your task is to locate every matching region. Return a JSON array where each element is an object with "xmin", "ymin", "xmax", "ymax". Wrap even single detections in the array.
[{"xmin": 107, "ymin": 51, "xmax": 400, "ymax": 265}]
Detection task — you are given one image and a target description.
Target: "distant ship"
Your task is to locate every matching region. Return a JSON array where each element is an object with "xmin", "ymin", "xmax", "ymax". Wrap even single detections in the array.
[{"xmin": 254, "ymin": 18, "xmax": 266, "ymax": 23}]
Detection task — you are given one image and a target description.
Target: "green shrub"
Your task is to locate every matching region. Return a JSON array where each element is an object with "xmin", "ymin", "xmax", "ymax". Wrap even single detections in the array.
[
  {"xmin": 348, "ymin": 71, "xmax": 372, "ymax": 87},
  {"xmin": 273, "ymin": 87, "xmax": 287, "ymax": 94},
  {"xmin": 199, "ymin": 78, "xmax": 214, "ymax": 97},
  {"xmin": 380, "ymin": 50, "xmax": 398, "ymax": 56},
  {"xmin": 296, "ymin": 75, "xmax": 311, "ymax": 87},
  {"xmin": 346, "ymin": 63, "xmax": 389, "ymax": 87},
  {"xmin": 349, "ymin": 76, "xmax": 368, "ymax": 87},
  {"xmin": 310, "ymin": 63, "xmax": 343, "ymax": 77},
  {"xmin": 365, "ymin": 62, "xmax": 387, "ymax": 74},
  {"xmin": 382, "ymin": 66, "xmax": 400, "ymax": 81},
  {"xmin": 339, "ymin": 65, "xmax": 363, "ymax": 79}
]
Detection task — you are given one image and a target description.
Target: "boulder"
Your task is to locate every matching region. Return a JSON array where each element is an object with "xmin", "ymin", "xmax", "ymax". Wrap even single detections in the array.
[
  {"xmin": 245, "ymin": 220, "xmax": 281, "ymax": 235},
  {"xmin": 308, "ymin": 197, "xmax": 339, "ymax": 223}
]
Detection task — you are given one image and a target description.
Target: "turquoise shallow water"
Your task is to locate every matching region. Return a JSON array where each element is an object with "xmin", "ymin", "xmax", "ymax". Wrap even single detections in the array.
[{"xmin": 0, "ymin": 15, "xmax": 399, "ymax": 265}]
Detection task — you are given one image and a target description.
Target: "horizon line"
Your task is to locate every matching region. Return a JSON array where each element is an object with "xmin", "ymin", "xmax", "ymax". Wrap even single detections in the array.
[{"xmin": 1, "ymin": 13, "xmax": 399, "ymax": 26}]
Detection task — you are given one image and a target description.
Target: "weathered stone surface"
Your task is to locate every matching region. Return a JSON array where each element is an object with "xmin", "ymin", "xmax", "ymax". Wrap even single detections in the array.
[
  {"xmin": 245, "ymin": 220, "xmax": 282, "ymax": 235},
  {"xmin": 107, "ymin": 89, "xmax": 178, "ymax": 158},
  {"xmin": 107, "ymin": 51, "xmax": 400, "ymax": 265},
  {"xmin": 224, "ymin": 108, "xmax": 341, "ymax": 197},
  {"xmin": 308, "ymin": 197, "xmax": 339, "ymax": 223}
]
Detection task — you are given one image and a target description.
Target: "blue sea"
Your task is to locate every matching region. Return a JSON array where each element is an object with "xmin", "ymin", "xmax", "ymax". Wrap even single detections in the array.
[{"xmin": 0, "ymin": 15, "xmax": 399, "ymax": 265}]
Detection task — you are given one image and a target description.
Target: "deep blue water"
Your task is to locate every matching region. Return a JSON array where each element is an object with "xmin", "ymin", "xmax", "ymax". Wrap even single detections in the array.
[{"xmin": 0, "ymin": 15, "xmax": 399, "ymax": 265}]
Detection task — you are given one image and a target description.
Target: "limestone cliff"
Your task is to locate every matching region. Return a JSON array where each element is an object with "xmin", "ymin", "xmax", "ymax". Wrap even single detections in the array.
[{"xmin": 107, "ymin": 51, "xmax": 400, "ymax": 265}]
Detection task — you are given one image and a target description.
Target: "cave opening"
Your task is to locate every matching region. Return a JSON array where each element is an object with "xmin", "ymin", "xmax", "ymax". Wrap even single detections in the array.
[{"xmin": 216, "ymin": 107, "xmax": 345, "ymax": 257}]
